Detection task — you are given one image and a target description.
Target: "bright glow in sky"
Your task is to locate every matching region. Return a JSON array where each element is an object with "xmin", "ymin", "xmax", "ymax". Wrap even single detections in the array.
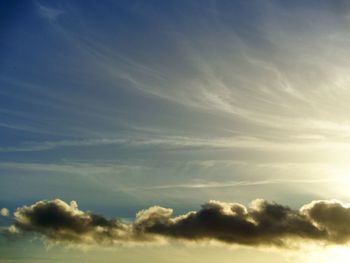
[{"xmin": 2, "ymin": 0, "xmax": 350, "ymax": 262}]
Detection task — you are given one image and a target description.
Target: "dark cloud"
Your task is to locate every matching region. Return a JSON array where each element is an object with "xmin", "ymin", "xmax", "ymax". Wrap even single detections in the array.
[
  {"xmin": 301, "ymin": 200, "xmax": 350, "ymax": 243},
  {"xmin": 13, "ymin": 199, "xmax": 131, "ymax": 245},
  {"xmin": 8, "ymin": 198, "xmax": 350, "ymax": 247},
  {"xmin": 134, "ymin": 199, "xmax": 326, "ymax": 246}
]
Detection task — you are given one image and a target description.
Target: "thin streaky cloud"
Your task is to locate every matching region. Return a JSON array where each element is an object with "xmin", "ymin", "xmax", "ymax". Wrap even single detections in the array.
[
  {"xmin": 1, "ymin": 135, "xmax": 350, "ymax": 153},
  {"xmin": 135, "ymin": 178, "xmax": 339, "ymax": 190},
  {"xmin": 36, "ymin": 2, "xmax": 64, "ymax": 22}
]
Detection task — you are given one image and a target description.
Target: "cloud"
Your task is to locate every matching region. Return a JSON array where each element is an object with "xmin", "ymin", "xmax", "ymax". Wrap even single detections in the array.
[
  {"xmin": 9, "ymin": 198, "xmax": 350, "ymax": 248},
  {"xmin": 12, "ymin": 199, "xmax": 132, "ymax": 245},
  {"xmin": 0, "ymin": 208, "xmax": 9, "ymax": 217},
  {"xmin": 301, "ymin": 200, "xmax": 350, "ymax": 243},
  {"xmin": 1, "ymin": 135, "xmax": 350, "ymax": 154},
  {"xmin": 134, "ymin": 199, "xmax": 325, "ymax": 247},
  {"xmin": 36, "ymin": 2, "xmax": 64, "ymax": 22}
]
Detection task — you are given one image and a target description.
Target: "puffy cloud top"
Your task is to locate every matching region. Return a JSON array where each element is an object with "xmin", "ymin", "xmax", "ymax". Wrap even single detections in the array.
[
  {"xmin": 8, "ymin": 198, "xmax": 350, "ymax": 247},
  {"xmin": 13, "ymin": 199, "xmax": 130, "ymax": 245}
]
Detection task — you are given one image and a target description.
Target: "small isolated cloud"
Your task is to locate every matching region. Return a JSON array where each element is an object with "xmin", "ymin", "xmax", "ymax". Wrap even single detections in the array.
[
  {"xmin": 8, "ymin": 198, "xmax": 350, "ymax": 248},
  {"xmin": 0, "ymin": 208, "xmax": 9, "ymax": 217}
]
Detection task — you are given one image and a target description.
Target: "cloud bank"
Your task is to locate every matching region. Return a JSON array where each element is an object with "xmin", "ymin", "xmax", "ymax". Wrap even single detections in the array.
[{"xmin": 8, "ymin": 199, "xmax": 350, "ymax": 248}]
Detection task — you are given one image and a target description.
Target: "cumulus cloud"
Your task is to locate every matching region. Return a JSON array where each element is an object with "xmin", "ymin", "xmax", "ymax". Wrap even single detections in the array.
[
  {"xmin": 134, "ymin": 199, "xmax": 325, "ymax": 246},
  {"xmin": 0, "ymin": 208, "xmax": 9, "ymax": 217},
  {"xmin": 13, "ymin": 199, "xmax": 132, "ymax": 245},
  {"xmin": 301, "ymin": 200, "xmax": 350, "ymax": 243},
  {"xmin": 8, "ymin": 198, "xmax": 350, "ymax": 247}
]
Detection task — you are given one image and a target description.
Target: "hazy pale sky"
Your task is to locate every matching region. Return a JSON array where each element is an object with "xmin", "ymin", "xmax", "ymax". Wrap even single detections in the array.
[{"xmin": 2, "ymin": 1, "xmax": 350, "ymax": 262}]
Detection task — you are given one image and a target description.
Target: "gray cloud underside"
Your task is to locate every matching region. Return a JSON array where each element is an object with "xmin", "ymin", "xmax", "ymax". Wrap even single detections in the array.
[{"xmin": 7, "ymin": 198, "xmax": 350, "ymax": 247}]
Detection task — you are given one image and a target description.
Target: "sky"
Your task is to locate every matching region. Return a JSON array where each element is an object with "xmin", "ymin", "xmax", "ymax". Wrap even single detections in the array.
[{"xmin": 2, "ymin": 0, "xmax": 350, "ymax": 262}]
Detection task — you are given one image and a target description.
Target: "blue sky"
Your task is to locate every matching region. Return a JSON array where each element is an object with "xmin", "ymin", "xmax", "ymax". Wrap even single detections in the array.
[{"xmin": 2, "ymin": 1, "xmax": 350, "ymax": 262}]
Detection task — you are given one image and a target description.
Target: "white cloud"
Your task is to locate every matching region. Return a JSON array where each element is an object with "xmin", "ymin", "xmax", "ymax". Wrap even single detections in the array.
[{"xmin": 0, "ymin": 208, "xmax": 9, "ymax": 217}]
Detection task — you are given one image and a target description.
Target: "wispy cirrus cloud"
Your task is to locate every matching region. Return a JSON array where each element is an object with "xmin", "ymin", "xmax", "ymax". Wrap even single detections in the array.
[
  {"xmin": 2, "ymin": 135, "xmax": 350, "ymax": 153},
  {"xmin": 36, "ymin": 2, "xmax": 64, "ymax": 22},
  {"xmin": 135, "ymin": 178, "xmax": 338, "ymax": 190}
]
